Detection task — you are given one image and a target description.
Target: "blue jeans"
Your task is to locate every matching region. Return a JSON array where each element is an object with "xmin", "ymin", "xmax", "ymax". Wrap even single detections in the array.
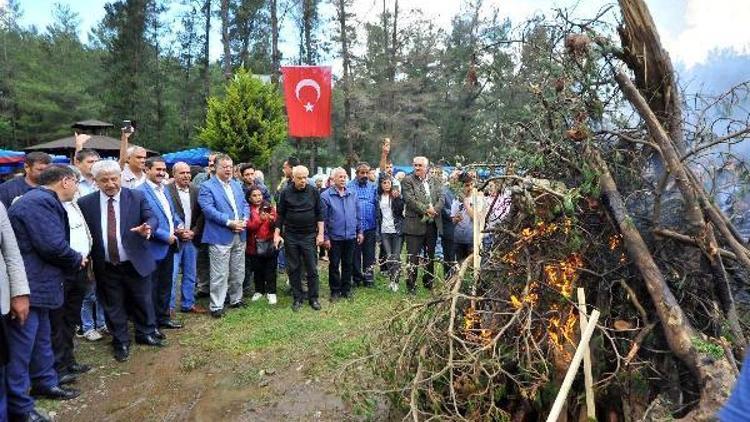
[
  {"xmin": 277, "ymin": 246, "xmax": 287, "ymax": 271},
  {"xmin": 0, "ymin": 364, "xmax": 6, "ymax": 422},
  {"xmin": 171, "ymin": 241, "xmax": 197, "ymax": 311},
  {"xmin": 81, "ymin": 283, "xmax": 106, "ymax": 332},
  {"xmin": 7, "ymin": 307, "xmax": 58, "ymax": 416},
  {"xmin": 353, "ymin": 229, "xmax": 377, "ymax": 285}
]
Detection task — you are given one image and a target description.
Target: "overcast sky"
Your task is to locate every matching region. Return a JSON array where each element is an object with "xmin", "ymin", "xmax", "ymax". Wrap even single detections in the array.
[{"xmin": 7, "ymin": 0, "xmax": 750, "ymax": 74}]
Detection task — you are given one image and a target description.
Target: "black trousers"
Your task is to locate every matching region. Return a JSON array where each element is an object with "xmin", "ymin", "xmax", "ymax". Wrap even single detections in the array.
[
  {"xmin": 329, "ymin": 239, "xmax": 355, "ymax": 296},
  {"xmin": 50, "ymin": 268, "xmax": 87, "ymax": 373},
  {"xmin": 285, "ymin": 232, "xmax": 319, "ymax": 302},
  {"xmin": 250, "ymin": 253, "xmax": 278, "ymax": 295},
  {"xmin": 404, "ymin": 223, "xmax": 438, "ymax": 291},
  {"xmin": 442, "ymin": 236, "xmax": 456, "ymax": 278},
  {"xmin": 151, "ymin": 249, "xmax": 176, "ymax": 326},
  {"xmin": 243, "ymin": 254, "xmax": 255, "ymax": 293},
  {"xmin": 98, "ymin": 261, "xmax": 156, "ymax": 348},
  {"xmin": 454, "ymin": 242, "xmax": 473, "ymax": 263},
  {"xmin": 353, "ymin": 229, "xmax": 377, "ymax": 286}
]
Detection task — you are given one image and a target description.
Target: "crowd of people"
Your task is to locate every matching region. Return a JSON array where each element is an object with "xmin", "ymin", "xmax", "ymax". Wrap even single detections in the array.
[{"xmin": 0, "ymin": 131, "xmax": 510, "ymax": 421}]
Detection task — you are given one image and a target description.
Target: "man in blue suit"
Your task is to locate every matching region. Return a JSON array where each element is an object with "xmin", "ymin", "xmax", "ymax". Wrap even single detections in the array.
[
  {"xmin": 198, "ymin": 154, "xmax": 249, "ymax": 318},
  {"xmin": 7, "ymin": 166, "xmax": 84, "ymax": 421},
  {"xmin": 78, "ymin": 160, "xmax": 163, "ymax": 363},
  {"xmin": 138, "ymin": 157, "xmax": 184, "ymax": 330}
]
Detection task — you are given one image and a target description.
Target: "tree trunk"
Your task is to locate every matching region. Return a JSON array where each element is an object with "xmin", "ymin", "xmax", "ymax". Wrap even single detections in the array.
[
  {"xmin": 617, "ymin": 0, "xmax": 684, "ymax": 152},
  {"xmin": 302, "ymin": 0, "xmax": 314, "ymax": 65},
  {"xmin": 336, "ymin": 0, "xmax": 354, "ymax": 167},
  {"xmin": 220, "ymin": 0, "xmax": 232, "ymax": 79},
  {"xmin": 589, "ymin": 147, "xmax": 736, "ymax": 421},
  {"xmin": 201, "ymin": 0, "xmax": 211, "ymax": 100},
  {"xmin": 270, "ymin": 0, "xmax": 280, "ymax": 84}
]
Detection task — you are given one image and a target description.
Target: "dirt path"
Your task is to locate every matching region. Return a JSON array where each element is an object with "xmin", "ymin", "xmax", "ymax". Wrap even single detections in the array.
[{"xmin": 52, "ymin": 328, "xmax": 350, "ymax": 421}]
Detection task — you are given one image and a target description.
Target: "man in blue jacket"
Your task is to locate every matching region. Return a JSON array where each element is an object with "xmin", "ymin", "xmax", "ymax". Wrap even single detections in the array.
[
  {"xmin": 138, "ymin": 157, "xmax": 184, "ymax": 330},
  {"xmin": 321, "ymin": 168, "xmax": 363, "ymax": 301},
  {"xmin": 348, "ymin": 162, "xmax": 378, "ymax": 287},
  {"xmin": 78, "ymin": 160, "xmax": 161, "ymax": 363},
  {"xmin": 198, "ymin": 154, "xmax": 249, "ymax": 318},
  {"xmin": 7, "ymin": 165, "xmax": 85, "ymax": 421}
]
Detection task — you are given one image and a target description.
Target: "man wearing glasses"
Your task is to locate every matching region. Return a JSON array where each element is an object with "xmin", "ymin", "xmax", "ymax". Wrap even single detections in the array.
[{"xmin": 6, "ymin": 166, "xmax": 87, "ymax": 421}]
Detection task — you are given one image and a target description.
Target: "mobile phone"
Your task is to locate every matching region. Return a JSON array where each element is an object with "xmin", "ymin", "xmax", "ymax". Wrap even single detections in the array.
[
  {"xmin": 262, "ymin": 204, "xmax": 272, "ymax": 214},
  {"xmin": 122, "ymin": 120, "xmax": 134, "ymax": 134}
]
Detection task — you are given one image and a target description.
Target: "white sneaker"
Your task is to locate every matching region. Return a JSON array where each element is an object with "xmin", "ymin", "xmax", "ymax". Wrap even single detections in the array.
[
  {"xmin": 251, "ymin": 292, "xmax": 263, "ymax": 302},
  {"xmin": 83, "ymin": 329, "xmax": 103, "ymax": 342},
  {"xmin": 389, "ymin": 282, "xmax": 399, "ymax": 292},
  {"xmin": 267, "ymin": 294, "xmax": 277, "ymax": 305}
]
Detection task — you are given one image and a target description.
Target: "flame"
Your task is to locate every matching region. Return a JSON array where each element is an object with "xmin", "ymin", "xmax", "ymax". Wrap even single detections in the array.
[
  {"xmin": 543, "ymin": 253, "xmax": 583, "ymax": 298},
  {"xmin": 548, "ymin": 306, "xmax": 579, "ymax": 361},
  {"xmin": 609, "ymin": 234, "xmax": 622, "ymax": 251}
]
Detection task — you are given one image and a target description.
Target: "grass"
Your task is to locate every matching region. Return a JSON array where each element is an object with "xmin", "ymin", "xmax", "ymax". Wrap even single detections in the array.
[{"xmin": 179, "ymin": 266, "xmax": 428, "ymax": 374}]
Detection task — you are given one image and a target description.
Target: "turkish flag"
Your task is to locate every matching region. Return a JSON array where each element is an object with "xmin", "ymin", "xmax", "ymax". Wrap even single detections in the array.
[{"xmin": 281, "ymin": 66, "xmax": 332, "ymax": 138}]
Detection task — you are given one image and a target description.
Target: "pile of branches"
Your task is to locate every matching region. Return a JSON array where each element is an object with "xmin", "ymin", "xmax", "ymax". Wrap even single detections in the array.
[{"xmin": 351, "ymin": 1, "xmax": 750, "ymax": 421}]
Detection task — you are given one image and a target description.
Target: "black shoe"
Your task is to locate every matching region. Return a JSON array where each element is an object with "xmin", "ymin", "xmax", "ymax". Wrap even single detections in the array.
[
  {"xmin": 153, "ymin": 329, "xmax": 166, "ymax": 340},
  {"xmin": 309, "ymin": 300, "xmax": 321, "ymax": 311},
  {"xmin": 29, "ymin": 385, "xmax": 80, "ymax": 400},
  {"xmin": 159, "ymin": 320, "xmax": 183, "ymax": 329},
  {"xmin": 341, "ymin": 291, "xmax": 353, "ymax": 299},
  {"xmin": 57, "ymin": 371, "xmax": 78, "ymax": 386},
  {"xmin": 292, "ymin": 301, "xmax": 302, "ymax": 312},
  {"xmin": 68, "ymin": 363, "xmax": 92, "ymax": 375},
  {"xmin": 408, "ymin": 288, "xmax": 417, "ymax": 296},
  {"xmin": 329, "ymin": 293, "xmax": 340, "ymax": 303},
  {"xmin": 211, "ymin": 309, "xmax": 224, "ymax": 318},
  {"xmin": 364, "ymin": 282, "xmax": 375, "ymax": 288},
  {"xmin": 195, "ymin": 290, "xmax": 210, "ymax": 298},
  {"xmin": 229, "ymin": 300, "xmax": 247, "ymax": 309},
  {"xmin": 113, "ymin": 345, "xmax": 129, "ymax": 362},
  {"xmin": 12, "ymin": 409, "xmax": 51, "ymax": 422},
  {"xmin": 135, "ymin": 335, "xmax": 166, "ymax": 347}
]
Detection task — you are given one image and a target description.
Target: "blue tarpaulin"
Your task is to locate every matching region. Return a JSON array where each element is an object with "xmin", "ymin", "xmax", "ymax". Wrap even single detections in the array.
[{"xmin": 162, "ymin": 147, "xmax": 211, "ymax": 167}]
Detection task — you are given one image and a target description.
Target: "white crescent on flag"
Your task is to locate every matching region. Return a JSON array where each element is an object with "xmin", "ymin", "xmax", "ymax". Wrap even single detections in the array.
[{"xmin": 295, "ymin": 79, "xmax": 321, "ymax": 112}]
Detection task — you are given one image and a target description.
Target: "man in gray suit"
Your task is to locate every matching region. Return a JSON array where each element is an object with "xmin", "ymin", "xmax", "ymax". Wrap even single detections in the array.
[
  {"xmin": 0, "ymin": 203, "xmax": 33, "ymax": 420},
  {"xmin": 401, "ymin": 156, "xmax": 444, "ymax": 294}
]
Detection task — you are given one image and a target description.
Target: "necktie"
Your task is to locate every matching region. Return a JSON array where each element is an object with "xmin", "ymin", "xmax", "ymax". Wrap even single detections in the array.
[{"xmin": 107, "ymin": 197, "xmax": 120, "ymax": 264}]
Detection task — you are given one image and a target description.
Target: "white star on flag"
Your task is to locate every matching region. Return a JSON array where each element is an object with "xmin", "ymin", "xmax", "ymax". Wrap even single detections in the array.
[{"xmin": 304, "ymin": 102, "xmax": 314, "ymax": 112}]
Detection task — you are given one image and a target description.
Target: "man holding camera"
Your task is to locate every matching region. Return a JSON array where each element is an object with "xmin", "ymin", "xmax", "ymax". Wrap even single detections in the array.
[{"xmin": 118, "ymin": 122, "xmax": 147, "ymax": 189}]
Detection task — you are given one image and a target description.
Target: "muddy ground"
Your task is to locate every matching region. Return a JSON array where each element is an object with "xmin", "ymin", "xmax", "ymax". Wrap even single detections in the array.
[{"xmin": 49, "ymin": 318, "xmax": 356, "ymax": 421}]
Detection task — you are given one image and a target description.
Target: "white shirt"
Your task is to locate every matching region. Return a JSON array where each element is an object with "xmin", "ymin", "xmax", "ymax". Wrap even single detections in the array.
[
  {"xmin": 422, "ymin": 178, "xmax": 432, "ymax": 206},
  {"xmin": 176, "ymin": 185, "xmax": 192, "ymax": 229},
  {"xmin": 219, "ymin": 178, "xmax": 239, "ymax": 220},
  {"xmin": 100, "ymin": 190, "xmax": 128, "ymax": 263},
  {"xmin": 122, "ymin": 166, "xmax": 146, "ymax": 189},
  {"xmin": 379, "ymin": 194, "xmax": 397, "ymax": 234},
  {"xmin": 77, "ymin": 177, "xmax": 98, "ymax": 198},
  {"xmin": 147, "ymin": 180, "xmax": 174, "ymax": 234},
  {"xmin": 64, "ymin": 201, "xmax": 92, "ymax": 256}
]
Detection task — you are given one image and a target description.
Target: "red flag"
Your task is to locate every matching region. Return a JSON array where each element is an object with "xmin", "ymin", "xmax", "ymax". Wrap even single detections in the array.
[{"xmin": 281, "ymin": 66, "xmax": 332, "ymax": 138}]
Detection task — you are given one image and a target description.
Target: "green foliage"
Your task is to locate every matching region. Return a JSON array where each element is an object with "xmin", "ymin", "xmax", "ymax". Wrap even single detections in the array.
[
  {"xmin": 198, "ymin": 68, "xmax": 286, "ymax": 166},
  {"xmin": 691, "ymin": 337, "xmax": 725, "ymax": 360}
]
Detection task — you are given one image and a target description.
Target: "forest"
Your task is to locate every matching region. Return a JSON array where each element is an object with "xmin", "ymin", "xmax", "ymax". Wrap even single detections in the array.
[{"xmin": 0, "ymin": 0, "xmax": 549, "ymax": 171}]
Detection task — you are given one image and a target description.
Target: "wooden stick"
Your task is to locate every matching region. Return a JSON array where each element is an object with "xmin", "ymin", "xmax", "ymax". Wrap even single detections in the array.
[
  {"xmin": 577, "ymin": 288, "xmax": 596, "ymax": 421},
  {"xmin": 546, "ymin": 309, "xmax": 600, "ymax": 422}
]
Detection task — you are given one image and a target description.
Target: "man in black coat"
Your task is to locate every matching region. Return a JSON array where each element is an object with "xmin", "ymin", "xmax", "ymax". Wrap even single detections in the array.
[{"xmin": 166, "ymin": 162, "xmax": 207, "ymax": 314}]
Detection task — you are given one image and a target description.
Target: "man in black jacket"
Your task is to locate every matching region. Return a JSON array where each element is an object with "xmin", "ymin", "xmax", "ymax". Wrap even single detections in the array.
[
  {"xmin": 167, "ymin": 162, "xmax": 207, "ymax": 314},
  {"xmin": 273, "ymin": 165, "xmax": 324, "ymax": 312}
]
